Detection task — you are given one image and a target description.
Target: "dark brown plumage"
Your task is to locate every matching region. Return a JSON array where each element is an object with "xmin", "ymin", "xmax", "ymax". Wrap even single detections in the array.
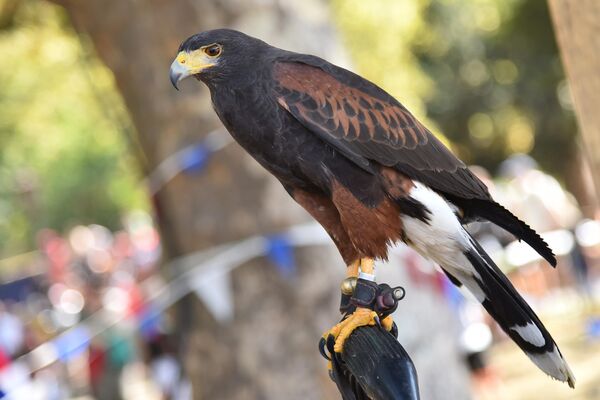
[
  {"xmin": 170, "ymin": 29, "xmax": 574, "ymax": 387},
  {"xmin": 272, "ymin": 60, "xmax": 555, "ymax": 266}
]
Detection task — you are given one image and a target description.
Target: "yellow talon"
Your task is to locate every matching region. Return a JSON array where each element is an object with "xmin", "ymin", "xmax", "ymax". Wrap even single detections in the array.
[
  {"xmin": 381, "ymin": 315, "xmax": 394, "ymax": 332},
  {"xmin": 324, "ymin": 307, "xmax": 378, "ymax": 353}
]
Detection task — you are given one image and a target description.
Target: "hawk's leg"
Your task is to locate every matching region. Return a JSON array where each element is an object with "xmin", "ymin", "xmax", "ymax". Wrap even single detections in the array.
[
  {"xmin": 338, "ymin": 259, "xmax": 359, "ymax": 314},
  {"xmin": 324, "ymin": 258, "xmax": 397, "ymax": 353}
]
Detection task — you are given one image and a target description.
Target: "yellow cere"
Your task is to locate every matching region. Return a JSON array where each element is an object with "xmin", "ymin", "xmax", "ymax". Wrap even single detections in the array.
[
  {"xmin": 175, "ymin": 50, "xmax": 216, "ymax": 73},
  {"xmin": 176, "ymin": 52, "xmax": 188, "ymax": 64}
]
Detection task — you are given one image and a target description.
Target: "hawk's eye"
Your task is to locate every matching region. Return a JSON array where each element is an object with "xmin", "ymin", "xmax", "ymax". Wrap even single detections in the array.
[{"xmin": 204, "ymin": 44, "xmax": 222, "ymax": 57}]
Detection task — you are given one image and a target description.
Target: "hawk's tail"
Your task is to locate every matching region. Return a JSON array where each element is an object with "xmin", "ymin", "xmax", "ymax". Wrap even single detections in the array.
[
  {"xmin": 399, "ymin": 182, "xmax": 574, "ymax": 387},
  {"xmin": 449, "ymin": 196, "xmax": 557, "ymax": 267},
  {"xmin": 459, "ymin": 233, "xmax": 575, "ymax": 387}
]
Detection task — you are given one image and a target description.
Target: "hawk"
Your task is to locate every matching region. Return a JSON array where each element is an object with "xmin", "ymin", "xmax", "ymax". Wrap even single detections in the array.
[{"xmin": 170, "ymin": 29, "xmax": 574, "ymax": 387}]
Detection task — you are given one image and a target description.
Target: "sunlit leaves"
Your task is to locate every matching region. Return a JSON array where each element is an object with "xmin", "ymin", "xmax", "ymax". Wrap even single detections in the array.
[{"xmin": 415, "ymin": 0, "xmax": 574, "ymax": 174}]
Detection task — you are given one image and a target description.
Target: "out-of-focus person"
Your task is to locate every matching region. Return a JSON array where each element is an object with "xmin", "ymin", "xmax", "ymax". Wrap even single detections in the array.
[
  {"xmin": 0, "ymin": 302, "xmax": 24, "ymax": 358},
  {"xmin": 147, "ymin": 334, "xmax": 183, "ymax": 400}
]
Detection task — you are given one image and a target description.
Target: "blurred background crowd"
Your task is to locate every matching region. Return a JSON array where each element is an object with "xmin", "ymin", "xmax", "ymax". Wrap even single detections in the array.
[
  {"xmin": 0, "ymin": 213, "xmax": 190, "ymax": 399},
  {"xmin": 0, "ymin": 0, "xmax": 599, "ymax": 399}
]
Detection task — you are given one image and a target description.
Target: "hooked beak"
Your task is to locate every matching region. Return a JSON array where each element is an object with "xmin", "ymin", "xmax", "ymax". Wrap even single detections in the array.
[
  {"xmin": 169, "ymin": 50, "xmax": 217, "ymax": 90},
  {"xmin": 169, "ymin": 59, "xmax": 189, "ymax": 90}
]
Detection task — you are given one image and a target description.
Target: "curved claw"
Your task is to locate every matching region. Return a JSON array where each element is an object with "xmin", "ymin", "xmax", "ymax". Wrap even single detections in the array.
[
  {"xmin": 390, "ymin": 321, "xmax": 399, "ymax": 339},
  {"xmin": 374, "ymin": 314, "xmax": 382, "ymax": 327},
  {"xmin": 319, "ymin": 336, "xmax": 331, "ymax": 361},
  {"xmin": 326, "ymin": 334, "xmax": 336, "ymax": 355}
]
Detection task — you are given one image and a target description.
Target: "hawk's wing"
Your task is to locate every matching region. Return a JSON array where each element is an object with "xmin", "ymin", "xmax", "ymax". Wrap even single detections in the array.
[
  {"xmin": 272, "ymin": 59, "xmax": 491, "ymax": 201},
  {"xmin": 272, "ymin": 58, "xmax": 556, "ymax": 266}
]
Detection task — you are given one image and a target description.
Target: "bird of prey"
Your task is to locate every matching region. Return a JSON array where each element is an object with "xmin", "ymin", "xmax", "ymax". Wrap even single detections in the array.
[{"xmin": 170, "ymin": 29, "xmax": 575, "ymax": 387}]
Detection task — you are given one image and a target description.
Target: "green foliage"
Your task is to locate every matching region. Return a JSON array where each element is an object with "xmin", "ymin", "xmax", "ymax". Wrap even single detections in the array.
[
  {"xmin": 414, "ymin": 0, "xmax": 577, "ymax": 177},
  {"xmin": 0, "ymin": 0, "xmax": 147, "ymax": 257},
  {"xmin": 332, "ymin": 0, "xmax": 577, "ymax": 178}
]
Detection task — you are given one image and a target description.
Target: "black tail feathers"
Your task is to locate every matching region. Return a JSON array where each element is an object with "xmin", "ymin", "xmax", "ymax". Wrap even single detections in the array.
[
  {"xmin": 450, "ymin": 197, "xmax": 556, "ymax": 267},
  {"xmin": 456, "ymin": 234, "xmax": 574, "ymax": 387}
]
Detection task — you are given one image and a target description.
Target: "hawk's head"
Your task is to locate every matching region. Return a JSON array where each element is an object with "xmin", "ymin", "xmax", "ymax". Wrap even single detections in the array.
[{"xmin": 169, "ymin": 29, "xmax": 268, "ymax": 89}]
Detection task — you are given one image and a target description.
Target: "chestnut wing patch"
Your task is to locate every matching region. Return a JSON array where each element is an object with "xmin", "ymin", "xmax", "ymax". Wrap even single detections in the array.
[{"xmin": 273, "ymin": 61, "xmax": 491, "ymax": 200}]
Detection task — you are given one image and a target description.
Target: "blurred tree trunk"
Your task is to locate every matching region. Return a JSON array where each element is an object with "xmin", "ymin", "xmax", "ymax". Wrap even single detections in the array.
[
  {"xmin": 548, "ymin": 0, "xmax": 600, "ymax": 213},
  {"xmin": 47, "ymin": 0, "xmax": 470, "ymax": 398}
]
